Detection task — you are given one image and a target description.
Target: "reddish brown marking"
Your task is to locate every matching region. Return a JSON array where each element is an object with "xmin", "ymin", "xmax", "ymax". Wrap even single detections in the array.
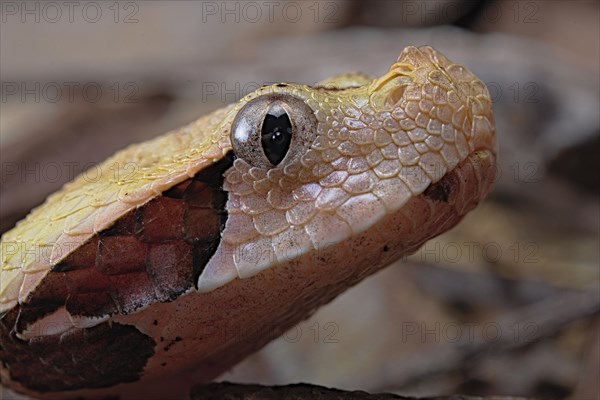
[
  {"xmin": 137, "ymin": 196, "xmax": 187, "ymax": 242},
  {"xmin": 181, "ymin": 180, "xmax": 215, "ymax": 207},
  {"xmin": 109, "ymin": 272, "xmax": 157, "ymax": 314},
  {"xmin": 0, "ymin": 152, "xmax": 234, "ymax": 392},
  {"xmin": 185, "ymin": 207, "xmax": 221, "ymax": 242},
  {"xmin": 0, "ymin": 315, "xmax": 155, "ymax": 392},
  {"xmin": 68, "ymin": 292, "xmax": 117, "ymax": 317},
  {"xmin": 65, "ymin": 267, "xmax": 112, "ymax": 293},
  {"xmin": 147, "ymin": 241, "xmax": 194, "ymax": 301},
  {"xmin": 26, "ymin": 272, "xmax": 70, "ymax": 306},
  {"xmin": 163, "ymin": 179, "xmax": 193, "ymax": 199},
  {"xmin": 58, "ymin": 237, "xmax": 99, "ymax": 271},
  {"xmin": 100, "ymin": 212, "xmax": 139, "ymax": 237},
  {"xmin": 97, "ymin": 236, "xmax": 149, "ymax": 275},
  {"xmin": 424, "ymin": 171, "xmax": 460, "ymax": 203}
]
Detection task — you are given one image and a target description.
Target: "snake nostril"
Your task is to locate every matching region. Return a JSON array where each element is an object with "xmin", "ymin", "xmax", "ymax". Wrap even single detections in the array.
[{"xmin": 385, "ymin": 85, "xmax": 406, "ymax": 109}]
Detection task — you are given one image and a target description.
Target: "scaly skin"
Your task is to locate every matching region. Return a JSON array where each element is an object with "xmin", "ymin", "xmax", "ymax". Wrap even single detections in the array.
[{"xmin": 0, "ymin": 46, "xmax": 497, "ymax": 399}]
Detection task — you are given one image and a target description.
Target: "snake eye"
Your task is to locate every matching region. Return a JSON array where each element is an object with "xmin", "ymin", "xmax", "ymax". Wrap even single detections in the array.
[
  {"xmin": 231, "ymin": 93, "xmax": 316, "ymax": 169},
  {"xmin": 261, "ymin": 107, "xmax": 292, "ymax": 165}
]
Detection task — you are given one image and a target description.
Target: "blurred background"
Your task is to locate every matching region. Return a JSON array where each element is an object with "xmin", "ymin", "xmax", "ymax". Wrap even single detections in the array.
[{"xmin": 1, "ymin": 1, "xmax": 598, "ymax": 398}]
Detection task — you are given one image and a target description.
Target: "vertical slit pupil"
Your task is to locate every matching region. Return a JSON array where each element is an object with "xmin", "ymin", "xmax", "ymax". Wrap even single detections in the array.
[{"xmin": 261, "ymin": 111, "xmax": 292, "ymax": 165}]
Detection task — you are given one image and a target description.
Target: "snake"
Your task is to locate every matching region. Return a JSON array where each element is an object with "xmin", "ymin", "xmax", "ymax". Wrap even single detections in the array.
[{"xmin": 0, "ymin": 46, "xmax": 497, "ymax": 399}]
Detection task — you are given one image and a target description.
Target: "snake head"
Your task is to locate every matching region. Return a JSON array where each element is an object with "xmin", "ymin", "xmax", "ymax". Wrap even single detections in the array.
[
  {"xmin": 198, "ymin": 45, "xmax": 498, "ymax": 291},
  {"xmin": 0, "ymin": 46, "xmax": 498, "ymax": 398}
]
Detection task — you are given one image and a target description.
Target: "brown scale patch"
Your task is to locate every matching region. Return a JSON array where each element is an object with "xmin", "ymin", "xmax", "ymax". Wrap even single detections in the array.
[
  {"xmin": 68, "ymin": 292, "xmax": 117, "ymax": 317},
  {"xmin": 147, "ymin": 241, "xmax": 194, "ymax": 301},
  {"xmin": 0, "ymin": 152, "xmax": 234, "ymax": 392},
  {"xmin": 96, "ymin": 236, "xmax": 149, "ymax": 275},
  {"xmin": 180, "ymin": 179, "xmax": 214, "ymax": 207},
  {"xmin": 99, "ymin": 212, "xmax": 139, "ymax": 237},
  {"xmin": 57, "ymin": 237, "xmax": 100, "ymax": 271},
  {"xmin": 108, "ymin": 272, "xmax": 157, "ymax": 314},
  {"xmin": 53, "ymin": 150, "xmax": 233, "ymax": 318},
  {"xmin": 65, "ymin": 267, "xmax": 113, "ymax": 293},
  {"xmin": 424, "ymin": 171, "xmax": 460, "ymax": 203},
  {"xmin": 0, "ymin": 313, "xmax": 155, "ymax": 392},
  {"xmin": 136, "ymin": 196, "xmax": 187, "ymax": 242},
  {"xmin": 185, "ymin": 207, "xmax": 221, "ymax": 242},
  {"xmin": 12, "ymin": 274, "xmax": 70, "ymax": 333}
]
